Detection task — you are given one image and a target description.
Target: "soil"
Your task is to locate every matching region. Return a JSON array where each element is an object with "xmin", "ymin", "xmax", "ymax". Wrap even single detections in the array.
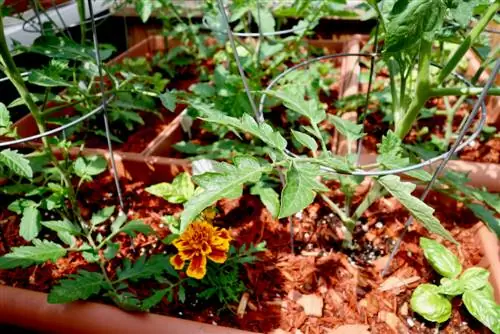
[{"xmin": 0, "ymin": 173, "xmax": 488, "ymax": 333}]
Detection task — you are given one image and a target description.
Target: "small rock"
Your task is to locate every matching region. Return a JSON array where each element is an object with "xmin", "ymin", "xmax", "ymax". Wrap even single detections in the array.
[
  {"xmin": 361, "ymin": 224, "xmax": 369, "ymax": 232},
  {"xmin": 297, "ymin": 294, "xmax": 324, "ymax": 317},
  {"xmin": 375, "ymin": 222, "xmax": 383, "ymax": 229},
  {"xmin": 407, "ymin": 317, "xmax": 415, "ymax": 327}
]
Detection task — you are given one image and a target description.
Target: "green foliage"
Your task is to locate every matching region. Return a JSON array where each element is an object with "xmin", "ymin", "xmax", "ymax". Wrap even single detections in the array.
[
  {"xmin": 377, "ymin": 176, "xmax": 455, "ymax": 243},
  {"xmin": 19, "ymin": 206, "xmax": 41, "ymax": 241},
  {"xmin": 412, "ymin": 237, "xmax": 500, "ymax": 332},
  {"xmin": 0, "ymin": 239, "xmax": 66, "ymax": 269},
  {"xmin": 291, "ymin": 130, "xmax": 318, "ymax": 152},
  {"xmin": 48, "ymin": 271, "xmax": 106, "ymax": 304},
  {"xmin": 250, "ymin": 182, "xmax": 280, "ymax": 218},
  {"xmin": 116, "ymin": 255, "xmax": 171, "ymax": 283},
  {"xmin": 181, "ymin": 156, "xmax": 270, "ymax": 230},
  {"xmin": 145, "ymin": 172, "xmax": 195, "ymax": 204},
  {"xmin": 0, "ymin": 149, "xmax": 33, "ymax": 179},
  {"xmin": 327, "ymin": 115, "xmax": 364, "ymax": 142},
  {"xmin": 266, "ymin": 87, "xmax": 325, "ymax": 124},
  {"xmin": 74, "ymin": 156, "xmax": 107, "ymax": 182}
]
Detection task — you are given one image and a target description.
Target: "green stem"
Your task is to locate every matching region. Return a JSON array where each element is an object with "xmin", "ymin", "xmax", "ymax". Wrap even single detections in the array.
[
  {"xmin": 76, "ymin": 0, "xmax": 86, "ymax": 44},
  {"xmin": 351, "ymin": 183, "xmax": 387, "ymax": 221},
  {"xmin": 320, "ymin": 193, "xmax": 351, "ymax": 225},
  {"xmin": 429, "ymin": 86, "xmax": 500, "ymax": 97},
  {"xmin": 437, "ymin": 2, "xmax": 499, "ymax": 85},
  {"xmin": 312, "ymin": 123, "xmax": 328, "ymax": 152},
  {"xmin": 0, "ymin": 15, "xmax": 82, "ymax": 225},
  {"xmin": 395, "ymin": 40, "xmax": 432, "ymax": 139},
  {"xmin": 443, "ymin": 96, "xmax": 466, "ymax": 149},
  {"xmin": 387, "ymin": 58, "xmax": 400, "ymax": 123}
]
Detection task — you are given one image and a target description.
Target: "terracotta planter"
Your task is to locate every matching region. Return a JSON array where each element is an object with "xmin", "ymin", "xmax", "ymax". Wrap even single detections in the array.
[
  {"xmin": 6, "ymin": 35, "xmax": 171, "ymax": 155},
  {"xmin": 0, "ymin": 285, "xmax": 255, "ymax": 334}
]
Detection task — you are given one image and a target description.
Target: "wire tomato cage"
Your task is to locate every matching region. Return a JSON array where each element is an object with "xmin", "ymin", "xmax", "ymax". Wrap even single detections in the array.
[{"xmin": 212, "ymin": 0, "xmax": 500, "ymax": 275}]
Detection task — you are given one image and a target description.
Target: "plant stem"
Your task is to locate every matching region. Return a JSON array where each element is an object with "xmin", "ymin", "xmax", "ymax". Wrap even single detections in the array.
[
  {"xmin": 443, "ymin": 95, "xmax": 466, "ymax": 148},
  {"xmin": 429, "ymin": 86, "xmax": 500, "ymax": 97},
  {"xmin": 351, "ymin": 182, "xmax": 387, "ymax": 221},
  {"xmin": 76, "ymin": 0, "xmax": 86, "ymax": 44},
  {"xmin": 313, "ymin": 123, "xmax": 328, "ymax": 152},
  {"xmin": 395, "ymin": 40, "xmax": 432, "ymax": 139},
  {"xmin": 437, "ymin": 2, "xmax": 499, "ymax": 85},
  {"xmin": 320, "ymin": 193, "xmax": 351, "ymax": 226},
  {"xmin": 0, "ymin": 15, "xmax": 82, "ymax": 224}
]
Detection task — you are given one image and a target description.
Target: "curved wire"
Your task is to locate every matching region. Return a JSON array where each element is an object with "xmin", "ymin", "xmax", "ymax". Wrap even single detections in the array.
[
  {"xmin": 22, "ymin": 9, "xmax": 112, "ymax": 34},
  {"xmin": 258, "ymin": 52, "xmax": 486, "ymax": 177},
  {"xmin": 0, "ymin": 96, "xmax": 113, "ymax": 148},
  {"xmin": 0, "ymin": 71, "xmax": 31, "ymax": 84}
]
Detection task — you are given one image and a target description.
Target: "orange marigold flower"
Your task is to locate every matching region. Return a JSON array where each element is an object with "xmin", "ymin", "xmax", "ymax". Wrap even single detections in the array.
[{"xmin": 169, "ymin": 221, "xmax": 231, "ymax": 279}]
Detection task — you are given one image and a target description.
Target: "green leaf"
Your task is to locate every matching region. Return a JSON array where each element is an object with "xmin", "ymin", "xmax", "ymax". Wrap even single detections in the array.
[
  {"xmin": 420, "ymin": 237, "xmax": 462, "ymax": 278},
  {"xmin": 291, "ymin": 130, "xmax": 318, "ymax": 152},
  {"xmin": 328, "ymin": 115, "xmax": 364, "ymax": 142},
  {"xmin": 162, "ymin": 233, "xmax": 179, "ymax": 245},
  {"xmin": 136, "ymin": 0, "xmax": 153, "ymax": 22},
  {"xmin": 0, "ymin": 102, "xmax": 12, "ymax": 128},
  {"xmin": 178, "ymin": 285, "xmax": 186, "ymax": 303},
  {"xmin": 410, "ymin": 283, "xmax": 452, "ymax": 323},
  {"xmin": 117, "ymin": 255, "xmax": 170, "ymax": 282},
  {"xmin": 91, "ymin": 206, "xmax": 115, "ymax": 227},
  {"xmin": 110, "ymin": 212, "xmax": 128, "ymax": 233},
  {"xmin": 251, "ymin": 6, "xmax": 275, "ymax": 33},
  {"xmin": 197, "ymin": 104, "xmax": 287, "ymax": 151},
  {"xmin": 104, "ymin": 243, "xmax": 120, "ymax": 260},
  {"xmin": 28, "ymin": 70, "xmax": 70, "ymax": 87},
  {"xmin": 82, "ymin": 251, "xmax": 100, "ymax": 263},
  {"xmin": 57, "ymin": 231, "xmax": 76, "ymax": 247},
  {"xmin": 0, "ymin": 239, "xmax": 66, "ymax": 269},
  {"xmin": 159, "ymin": 90, "xmax": 176, "ymax": 112},
  {"xmin": 463, "ymin": 286, "xmax": 500, "ymax": 333},
  {"xmin": 119, "ymin": 219, "xmax": 154, "ymax": 237},
  {"xmin": 266, "ymin": 87, "xmax": 325, "ymax": 124},
  {"xmin": 74, "ymin": 156, "xmax": 107, "ymax": 181},
  {"xmin": 48, "ymin": 271, "xmax": 105, "ymax": 303},
  {"xmin": 250, "ymin": 183, "xmax": 280, "ymax": 218},
  {"xmin": 8, "ymin": 199, "xmax": 37, "ymax": 214},
  {"xmin": 460, "ymin": 267, "xmax": 490, "ymax": 291},
  {"xmin": 0, "ymin": 149, "xmax": 33, "ymax": 178},
  {"xmin": 466, "ymin": 203, "xmax": 500, "ymax": 238},
  {"xmin": 384, "ymin": 0, "xmax": 446, "ymax": 52},
  {"xmin": 41, "ymin": 218, "xmax": 81, "ymax": 235},
  {"xmin": 141, "ymin": 288, "xmax": 170, "ymax": 310},
  {"xmin": 377, "ymin": 176, "xmax": 456, "ymax": 243},
  {"xmin": 20, "ymin": 206, "xmax": 41, "ymax": 241},
  {"xmin": 145, "ymin": 173, "xmax": 194, "ymax": 204},
  {"xmin": 438, "ymin": 277, "xmax": 464, "ymax": 296},
  {"xmin": 181, "ymin": 156, "xmax": 269, "ymax": 230},
  {"xmin": 279, "ymin": 162, "xmax": 329, "ymax": 219}
]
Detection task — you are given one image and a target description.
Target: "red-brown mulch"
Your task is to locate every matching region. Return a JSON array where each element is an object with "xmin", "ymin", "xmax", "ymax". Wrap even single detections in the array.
[{"xmin": 0, "ymin": 172, "xmax": 487, "ymax": 333}]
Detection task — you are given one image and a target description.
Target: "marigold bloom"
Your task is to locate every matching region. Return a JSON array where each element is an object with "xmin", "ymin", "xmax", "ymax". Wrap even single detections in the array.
[{"xmin": 170, "ymin": 221, "xmax": 231, "ymax": 279}]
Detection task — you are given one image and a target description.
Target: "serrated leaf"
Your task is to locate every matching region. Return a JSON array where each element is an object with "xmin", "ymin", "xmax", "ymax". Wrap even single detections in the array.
[
  {"xmin": 328, "ymin": 115, "xmax": 364, "ymax": 142},
  {"xmin": 410, "ymin": 284, "xmax": 452, "ymax": 323},
  {"xmin": 28, "ymin": 70, "xmax": 70, "ymax": 87},
  {"xmin": 20, "ymin": 206, "xmax": 41, "ymax": 241},
  {"xmin": 48, "ymin": 271, "xmax": 105, "ymax": 304},
  {"xmin": 145, "ymin": 172, "xmax": 194, "ymax": 204},
  {"xmin": 291, "ymin": 130, "xmax": 318, "ymax": 152},
  {"xmin": 266, "ymin": 87, "xmax": 325, "ymax": 124},
  {"xmin": 460, "ymin": 267, "xmax": 490, "ymax": 291},
  {"xmin": 0, "ymin": 239, "xmax": 66, "ymax": 269},
  {"xmin": 251, "ymin": 6, "xmax": 275, "ymax": 33},
  {"xmin": 180, "ymin": 156, "xmax": 269, "ymax": 230},
  {"xmin": 466, "ymin": 203, "xmax": 500, "ymax": 238},
  {"xmin": 74, "ymin": 156, "xmax": 107, "ymax": 180},
  {"xmin": 119, "ymin": 219, "xmax": 153, "ymax": 237},
  {"xmin": 420, "ymin": 237, "xmax": 461, "ymax": 278},
  {"xmin": 377, "ymin": 176, "xmax": 456, "ymax": 243},
  {"xmin": 57, "ymin": 231, "xmax": 76, "ymax": 247},
  {"xmin": 197, "ymin": 103, "xmax": 287, "ymax": 151},
  {"xmin": 116, "ymin": 255, "xmax": 170, "ymax": 282},
  {"xmin": 91, "ymin": 206, "xmax": 115, "ymax": 227},
  {"xmin": 104, "ymin": 242, "xmax": 120, "ymax": 260},
  {"xmin": 250, "ymin": 183, "xmax": 280, "ymax": 218},
  {"xmin": 0, "ymin": 149, "xmax": 33, "ymax": 178},
  {"xmin": 0, "ymin": 102, "xmax": 12, "ymax": 128},
  {"xmin": 141, "ymin": 288, "xmax": 170, "ymax": 310},
  {"xmin": 110, "ymin": 212, "xmax": 128, "ymax": 233},
  {"xmin": 178, "ymin": 285, "xmax": 186, "ymax": 303},
  {"xmin": 463, "ymin": 287, "xmax": 500, "ymax": 333},
  {"xmin": 41, "ymin": 218, "xmax": 81, "ymax": 235},
  {"xmin": 136, "ymin": 0, "xmax": 153, "ymax": 22},
  {"xmin": 159, "ymin": 90, "xmax": 176, "ymax": 112},
  {"xmin": 279, "ymin": 162, "xmax": 329, "ymax": 219}
]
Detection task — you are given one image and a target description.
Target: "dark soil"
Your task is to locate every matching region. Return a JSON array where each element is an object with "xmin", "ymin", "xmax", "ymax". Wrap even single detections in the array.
[{"xmin": 0, "ymin": 172, "xmax": 487, "ymax": 334}]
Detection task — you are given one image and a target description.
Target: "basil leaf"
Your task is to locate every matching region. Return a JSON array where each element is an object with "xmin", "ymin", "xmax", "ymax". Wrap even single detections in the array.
[
  {"xmin": 438, "ymin": 277, "xmax": 464, "ymax": 296},
  {"xmin": 463, "ymin": 286, "xmax": 500, "ymax": 333},
  {"xmin": 410, "ymin": 284, "xmax": 452, "ymax": 323},
  {"xmin": 420, "ymin": 237, "xmax": 462, "ymax": 278},
  {"xmin": 460, "ymin": 267, "xmax": 490, "ymax": 291}
]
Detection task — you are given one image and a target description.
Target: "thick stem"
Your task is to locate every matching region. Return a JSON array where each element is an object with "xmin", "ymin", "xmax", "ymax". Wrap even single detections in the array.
[
  {"xmin": 76, "ymin": 0, "xmax": 86, "ymax": 44},
  {"xmin": 437, "ymin": 2, "xmax": 499, "ymax": 84},
  {"xmin": 443, "ymin": 95, "xmax": 466, "ymax": 148},
  {"xmin": 0, "ymin": 15, "xmax": 82, "ymax": 224},
  {"xmin": 395, "ymin": 40, "xmax": 432, "ymax": 139}
]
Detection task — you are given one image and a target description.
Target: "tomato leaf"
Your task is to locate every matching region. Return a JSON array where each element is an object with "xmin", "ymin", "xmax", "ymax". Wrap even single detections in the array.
[{"xmin": 48, "ymin": 270, "xmax": 105, "ymax": 304}]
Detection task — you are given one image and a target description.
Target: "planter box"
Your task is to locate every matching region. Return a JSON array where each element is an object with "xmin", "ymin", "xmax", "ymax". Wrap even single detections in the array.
[{"xmin": 5, "ymin": 35, "xmax": 178, "ymax": 156}]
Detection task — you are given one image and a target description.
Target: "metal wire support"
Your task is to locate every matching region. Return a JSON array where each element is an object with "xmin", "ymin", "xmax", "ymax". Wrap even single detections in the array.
[
  {"xmin": 201, "ymin": 17, "xmax": 308, "ymax": 38},
  {"xmin": 258, "ymin": 53, "xmax": 487, "ymax": 177},
  {"xmin": 216, "ymin": 0, "xmax": 264, "ymax": 123},
  {"xmin": 381, "ymin": 59, "xmax": 500, "ymax": 277},
  {"xmin": 86, "ymin": 0, "xmax": 125, "ymax": 210}
]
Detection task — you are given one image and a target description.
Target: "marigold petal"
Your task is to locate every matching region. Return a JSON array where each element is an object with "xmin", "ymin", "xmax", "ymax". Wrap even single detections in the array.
[
  {"xmin": 200, "ymin": 241, "xmax": 212, "ymax": 255},
  {"xmin": 187, "ymin": 253, "xmax": 207, "ymax": 279},
  {"xmin": 170, "ymin": 254, "xmax": 185, "ymax": 270},
  {"xmin": 173, "ymin": 238, "xmax": 190, "ymax": 251},
  {"xmin": 207, "ymin": 246, "xmax": 228, "ymax": 264},
  {"xmin": 179, "ymin": 247, "xmax": 197, "ymax": 260},
  {"xmin": 216, "ymin": 228, "xmax": 231, "ymax": 242}
]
